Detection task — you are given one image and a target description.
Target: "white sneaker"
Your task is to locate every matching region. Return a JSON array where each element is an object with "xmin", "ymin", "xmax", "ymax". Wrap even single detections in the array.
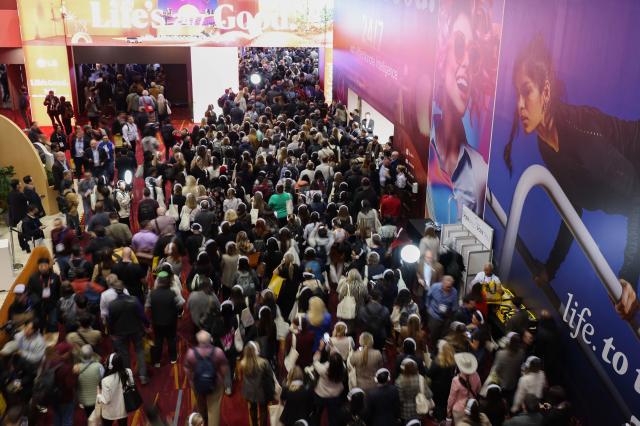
[{"xmin": 154, "ymin": 363, "xmax": 160, "ymax": 368}]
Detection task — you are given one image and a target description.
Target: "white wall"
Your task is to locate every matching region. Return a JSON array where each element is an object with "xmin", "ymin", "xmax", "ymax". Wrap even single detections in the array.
[
  {"xmin": 190, "ymin": 47, "xmax": 239, "ymax": 122},
  {"xmin": 346, "ymin": 88, "xmax": 394, "ymax": 143}
]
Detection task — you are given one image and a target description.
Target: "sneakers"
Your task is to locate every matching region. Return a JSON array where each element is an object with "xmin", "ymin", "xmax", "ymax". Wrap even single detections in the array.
[
  {"xmin": 170, "ymin": 359, "xmax": 177, "ymax": 364},
  {"xmin": 154, "ymin": 363, "xmax": 160, "ymax": 368},
  {"xmin": 225, "ymin": 387, "xmax": 232, "ymax": 396}
]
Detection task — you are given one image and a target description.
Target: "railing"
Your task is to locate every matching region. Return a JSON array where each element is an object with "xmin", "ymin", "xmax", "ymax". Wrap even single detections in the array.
[{"xmin": 497, "ymin": 165, "xmax": 640, "ymax": 337}]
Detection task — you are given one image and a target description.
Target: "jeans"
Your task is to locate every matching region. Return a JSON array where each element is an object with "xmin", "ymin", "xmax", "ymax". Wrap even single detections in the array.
[
  {"xmin": 152, "ymin": 323, "xmax": 177, "ymax": 364},
  {"xmin": 56, "ymin": 255, "xmax": 70, "ymax": 280},
  {"xmin": 111, "ymin": 332, "xmax": 148, "ymax": 379},
  {"xmin": 53, "ymin": 401, "xmax": 74, "ymax": 426},
  {"xmin": 101, "ymin": 417, "xmax": 127, "ymax": 426}
]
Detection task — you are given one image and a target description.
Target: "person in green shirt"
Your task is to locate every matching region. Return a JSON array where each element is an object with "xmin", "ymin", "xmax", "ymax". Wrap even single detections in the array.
[{"xmin": 268, "ymin": 184, "xmax": 293, "ymax": 225}]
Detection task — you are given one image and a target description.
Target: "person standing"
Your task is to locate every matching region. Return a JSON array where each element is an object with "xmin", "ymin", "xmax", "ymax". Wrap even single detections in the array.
[
  {"xmin": 85, "ymin": 139, "xmax": 107, "ymax": 177},
  {"xmin": 59, "ymin": 96, "xmax": 74, "ymax": 135},
  {"xmin": 50, "ymin": 217, "xmax": 76, "ymax": 280},
  {"xmin": 8, "ymin": 179, "xmax": 30, "ymax": 252},
  {"xmin": 44, "ymin": 90, "xmax": 63, "ymax": 128},
  {"xmin": 149, "ymin": 272, "xmax": 180, "ymax": 367},
  {"xmin": 27, "ymin": 258, "xmax": 61, "ymax": 332},
  {"xmin": 19, "ymin": 86, "xmax": 31, "ymax": 128},
  {"xmin": 184, "ymin": 330, "xmax": 230, "ymax": 426},
  {"xmin": 111, "ymin": 248, "xmax": 146, "ymax": 304},
  {"xmin": 71, "ymin": 126, "xmax": 89, "ymax": 178},
  {"xmin": 426, "ymin": 275, "xmax": 458, "ymax": 344},
  {"xmin": 240, "ymin": 341, "xmax": 276, "ymax": 426},
  {"xmin": 74, "ymin": 344, "xmax": 104, "ymax": 421},
  {"xmin": 107, "ymin": 281, "xmax": 149, "ymax": 384},
  {"xmin": 22, "ymin": 175, "xmax": 45, "ymax": 219},
  {"xmin": 99, "ymin": 135, "xmax": 116, "ymax": 183},
  {"xmin": 52, "ymin": 151, "xmax": 71, "ymax": 192},
  {"xmin": 366, "ymin": 368, "xmax": 401, "ymax": 426},
  {"xmin": 123, "ymin": 115, "xmax": 139, "ymax": 153},
  {"xmin": 97, "ymin": 352, "xmax": 134, "ymax": 425}
]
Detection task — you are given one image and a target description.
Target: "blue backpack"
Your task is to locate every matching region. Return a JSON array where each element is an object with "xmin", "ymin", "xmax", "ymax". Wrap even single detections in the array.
[{"xmin": 193, "ymin": 349, "xmax": 217, "ymax": 394}]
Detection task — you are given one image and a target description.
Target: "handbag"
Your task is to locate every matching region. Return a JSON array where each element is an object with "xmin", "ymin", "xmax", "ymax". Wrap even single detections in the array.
[
  {"xmin": 286, "ymin": 198, "xmax": 294, "ymax": 215},
  {"xmin": 268, "ymin": 403, "xmax": 284, "ymax": 426},
  {"xmin": 346, "ymin": 346, "xmax": 357, "ymax": 390},
  {"xmin": 88, "ymin": 402, "xmax": 102, "ymax": 426},
  {"xmin": 284, "ymin": 333, "xmax": 299, "ymax": 373},
  {"xmin": 337, "ymin": 282, "xmax": 357, "ymax": 320},
  {"xmin": 268, "ymin": 274, "xmax": 285, "ymax": 298},
  {"xmin": 178, "ymin": 207, "xmax": 191, "ymax": 231},
  {"xmin": 123, "ymin": 377, "xmax": 142, "ymax": 413},
  {"xmin": 167, "ymin": 196, "xmax": 179, "ymax": 220},
  {"xmin": 416, "ymin": 374, "xmax": 434, "ymax": 415},
  {"xmin": 250, "ymin": 208, "xmax": 259, "ymax": 224},
  {"xmin": 234, "ymin": 315, "xmax": 245, "ymax": 352},
  {"xmin": 275, "ymin": 315, "xmax": 290, "ymax": 340}
]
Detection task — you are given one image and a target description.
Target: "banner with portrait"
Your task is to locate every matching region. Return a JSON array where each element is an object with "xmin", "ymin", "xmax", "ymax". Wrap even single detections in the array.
[
  {"xmin": 426, "ymin": 0, "xmax": 503, "ymax": 224},
  {"xmin": 484, "ymin": 0, "xmax": 640, "ymax": 423}
]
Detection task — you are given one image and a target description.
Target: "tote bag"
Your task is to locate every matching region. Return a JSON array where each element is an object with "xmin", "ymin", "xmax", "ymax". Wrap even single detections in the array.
[
  {"xmin": 284, "ymin": 333, "xmax": 299, "ymax": 373},
  {"xmin": 268, "ymin": 274, "xmax": 285, "ymax": 298},
  {"xmin": 167, "ymin": 196, "xmax": 179, "ymax": 220},
  {"xmin": 337, "ymin": 282, "xmax": 356, "ymax": 320}
]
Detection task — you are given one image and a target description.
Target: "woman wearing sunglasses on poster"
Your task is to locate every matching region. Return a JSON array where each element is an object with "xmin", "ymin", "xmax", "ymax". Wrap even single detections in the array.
[
  {"xmin": 503, "ymin": 35, "xmax": 640, "ymax": 322},
  {"xmin": 427, "ymin": 0, "xmax": 500, "ymax": 223}
]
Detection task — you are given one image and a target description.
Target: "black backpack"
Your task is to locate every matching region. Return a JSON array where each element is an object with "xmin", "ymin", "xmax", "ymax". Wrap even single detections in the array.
[
  {"xmin": 68, "ymin": 258, "xmax": 89, "ymax": 280},
  {"xmin": 193, "ymin": 349, "xmax": 217, "ymax": 394},
  {"xmin": 33, "ymin": 364, "xmax": 61, "ymax": 405}
]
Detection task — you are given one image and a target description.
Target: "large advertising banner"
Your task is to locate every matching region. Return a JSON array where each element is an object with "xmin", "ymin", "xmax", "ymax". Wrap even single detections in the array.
[
  {"xmin": 17, "ymin": 0, "xmax": 73, "ymax": 126},
  {"xmin": 426, "ymin": 0, "xmax": 503, "ymax": 224},
  {"xmin": 332, "ymin": 0, "xmax": 438, "ymax": 196},
  {"xmin": 484, "ymin": 0, "xmax": 640, "ymax": 423},
  {"xmin": 60, "ymin": 0, "xmax": 333, "ymax": 47}
]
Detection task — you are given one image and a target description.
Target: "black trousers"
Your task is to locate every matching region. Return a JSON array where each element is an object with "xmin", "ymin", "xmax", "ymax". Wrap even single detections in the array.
[
  {"xmin": 74, "ymin": 157, "xmax": 85, "ymax": 179},
  {"xmin": 152, "ymin": 323, "xmax": 177, "ymax": 363}
]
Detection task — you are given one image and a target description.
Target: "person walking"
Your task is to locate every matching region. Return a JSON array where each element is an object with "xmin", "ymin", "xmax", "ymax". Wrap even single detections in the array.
[
  {"xmin": 74, "ymin": 344, "xmax": 104, "ymax": 421},
  {"xmin": 240, "ymin": 341, "xmax": 276, "ymax": 426},
  {"xmin": 149, "ymin": 272, "xmax": 180, "ymax": 367},
  {"xmin": 107, "ymin": 281, "xmax": 149, "ymax": 384},
  {"xmin": 97, "ymin": 352, "xmax": 135, "ymax": 425},
  {"xmin": 184, "ymin": 330, "xmax": 230, "ymax": 426}
]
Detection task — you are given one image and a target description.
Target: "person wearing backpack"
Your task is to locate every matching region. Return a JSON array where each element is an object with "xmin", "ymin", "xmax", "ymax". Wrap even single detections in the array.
[{"xmin": 184, "ymin": 330, "xmax": 230, "ymax": 426}]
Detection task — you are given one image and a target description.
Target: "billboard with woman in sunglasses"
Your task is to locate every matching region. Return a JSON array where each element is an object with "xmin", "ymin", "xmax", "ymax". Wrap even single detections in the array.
[{"xmin": 426, "ymin": 0, "xmax": 503, "ymax": 224}]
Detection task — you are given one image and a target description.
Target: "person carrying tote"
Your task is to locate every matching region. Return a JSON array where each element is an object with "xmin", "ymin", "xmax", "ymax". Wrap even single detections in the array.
[{"xmin": 97, "ymin": 353, "xmax": 134, "ymax": 425}]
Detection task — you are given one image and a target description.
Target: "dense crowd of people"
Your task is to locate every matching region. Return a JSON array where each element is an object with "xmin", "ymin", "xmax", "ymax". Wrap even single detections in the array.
[{"xmin": 1, "ymin": 48, "xmax": 571, "ymax": 426}]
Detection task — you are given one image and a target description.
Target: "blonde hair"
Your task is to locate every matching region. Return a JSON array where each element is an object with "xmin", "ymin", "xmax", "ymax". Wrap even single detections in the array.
[
  {"xmin": 436, "ymin": 341, "xmax": 456, "ymax": 368},
  {"xmin": 287, "ymin": 366, "xmax": 304, "ymax": 391},
  {"xmin": 333, "ymin": 322, "xmax": 348, "ymax": 338},
  {"xmin": 239, "ymin": 341, "xmax": 265, "ymax": 376},
  {"xmin": 307, "ymin": 296, "xmax": 326, "ymax": 327},
  {"xmin": 358, "ymin": 332, "xmax": 374, "ymax": 366},
  {"xmin": 185, "ymin": 193, "xmax": 197, "ymax": 209}
]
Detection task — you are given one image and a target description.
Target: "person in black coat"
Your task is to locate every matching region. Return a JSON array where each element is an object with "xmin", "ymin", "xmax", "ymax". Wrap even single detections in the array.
[
  {"xmin": 7, "ymin": 179, "xmax": 30, "ymax": 251},
  {"xmin": 22, "ymin": 176, "xmax": 45, "ymax": 218},
  {"xmin": 27, "ymin": 258, "xmax": 61, "ymax": 332},
  {"xmin": 279, "ymin": 367, "xmax": 315, "ymax": 426},
  {"xmin": 84, "ymin": 139, "xmax": 108, "ymax": 175},
  {"xmin": 20, "ymin": 205, "xmax": 45, "ymax": 246},
  {"xmin": 366, "ymin": 369, "xmax": 400, "ymax": 426},
  {"xmin": 149, "ymin": 272, "xmax": 180, "ymax": 365},
  {"xmin": 52, "ymin": 151, "xmax": 70, "ymax": 192}
]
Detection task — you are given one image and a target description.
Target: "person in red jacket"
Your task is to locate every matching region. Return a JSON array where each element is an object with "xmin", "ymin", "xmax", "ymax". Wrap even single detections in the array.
[{"xmin": 380, "ymin": 186, "xmax": 401, "ymax": 220}]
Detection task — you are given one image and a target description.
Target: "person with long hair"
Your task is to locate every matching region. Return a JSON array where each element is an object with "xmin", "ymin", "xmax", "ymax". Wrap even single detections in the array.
[
  {"xmin": 97, "ymin": 353, "xmax": 134, "ymax": 425},
  {"xmin": 479, "ymin": 384, "xmax": 507, "ymax": 426},
  {"xmin": 239, "ymin": 341, "xmax": 275, "ymax": 426},
  {"xmin": 306, "ymin": 296, "xmax": 332, "ymax": 352},
  {"xmin": 348, "ymin": 331, "xmax": 383, "ymax": 392},
  {"xmin": 427, "ymin": 340, "xmax": 457, "ymax": 421},
  {"xmin": 503, "ymin": 34, "xmax": 639, "ymax": 320},
  {"xmin": 312, "ymin": 349, "xmax": 345, "ymax": 426},
  {"xmin": 457, "ymin": 399, "xmax": 491, "ymax": 426},
  {"xmin": 276, "ymin": 252, "xmax": 302, "ymax": 320}
]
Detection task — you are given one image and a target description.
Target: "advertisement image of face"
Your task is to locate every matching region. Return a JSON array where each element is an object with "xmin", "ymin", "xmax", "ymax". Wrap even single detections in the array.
[{"xmin": 427, "ymin": 0, "xmax": 501, "ymax": 224}]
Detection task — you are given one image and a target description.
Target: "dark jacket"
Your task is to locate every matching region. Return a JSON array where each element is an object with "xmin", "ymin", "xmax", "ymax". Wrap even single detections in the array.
[
  {"xmin": 357, "ymin": 301, "xmax": 390, "ymax": 349},
  {"xmin": 366, "ymin": 384, "xmax": 401, "ymax": 426},
  {"xmin": 149, "ymin": 286, "xmax": 179, "ymax": 326},
  {"xmin": 194, "ymin": 210, "xmax": 217, "ymax": 239},
  {"xmin": 84, "ymin": 147, "xmax": 108, "ymax": 170},
  {"xmin": 280, "ymin": 385, "xmax": 315, "ymax": 425},
  {"xmin": 23, "ymin": 187, "xmax": 45, "ymax": 218},
  {"xmin": 27, "ymin": 271, "xmax": 61, "ymax": 309},
  {"xmin": 108, "ymin": 293, "xmax": 146, "ymax": 336},
  {"xmin": 52, "ymin": 161, "xmax": 67, "ymax": 192},
  {"xmin": 8, "ymin": 189, "xmax": 29, "ymax": 226}
]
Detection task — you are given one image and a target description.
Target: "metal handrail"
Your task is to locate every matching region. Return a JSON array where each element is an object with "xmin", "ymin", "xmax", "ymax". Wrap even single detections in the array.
[
  {"xmin": 487, "ymin": 188, "xmax": 634, "ymax": 420},
  {"xmin": 497, "ymin": 165, "xmax": 639, "ymax": 336}
]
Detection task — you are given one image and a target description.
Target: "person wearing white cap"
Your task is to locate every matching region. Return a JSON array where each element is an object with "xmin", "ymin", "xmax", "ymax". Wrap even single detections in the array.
[
  {"xmin": 511, "ymin": 356, "xmax": 547, "ymax": 414},
  {"xmin": 448, "ymin": 352, "xmax": 481, "ymax": 423},
  {"xmin": 8, "ymin": 284, "xmax": 32, "ymax": 323},
  {"xmin": 367, "ymin": 368, "xmax": 401, "ymax": 426},
  {"xmin": 74, "ymin": 344, "xmax": 104, "ymax": 419},
  {"xmin": 457, "ymin": 398, "xmax": 491, "ymax": 426}
]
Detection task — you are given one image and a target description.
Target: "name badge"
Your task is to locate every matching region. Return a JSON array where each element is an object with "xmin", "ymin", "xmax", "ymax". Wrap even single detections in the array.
[
  {"xmin": 56, "ymin": 243, "xmax": 65, "ymax": 253},
  {"xmin": 438, "ymin": 303, "xmax": 448, "ymax": 314},
  {"xmin": 42, "ymin": 287, "xmax": 51, "ymax": 299}
]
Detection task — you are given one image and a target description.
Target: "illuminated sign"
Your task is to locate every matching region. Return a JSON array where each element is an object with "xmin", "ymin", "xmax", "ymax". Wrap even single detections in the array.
[{"xmin": 61, "ymin": 0, "xmax": 334, "ymax": 47}]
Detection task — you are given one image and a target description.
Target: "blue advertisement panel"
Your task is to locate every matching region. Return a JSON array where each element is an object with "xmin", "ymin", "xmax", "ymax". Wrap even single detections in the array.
[{"xmin": 484, "ymin": 0, "xmax": 640, "ymax": 423}]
